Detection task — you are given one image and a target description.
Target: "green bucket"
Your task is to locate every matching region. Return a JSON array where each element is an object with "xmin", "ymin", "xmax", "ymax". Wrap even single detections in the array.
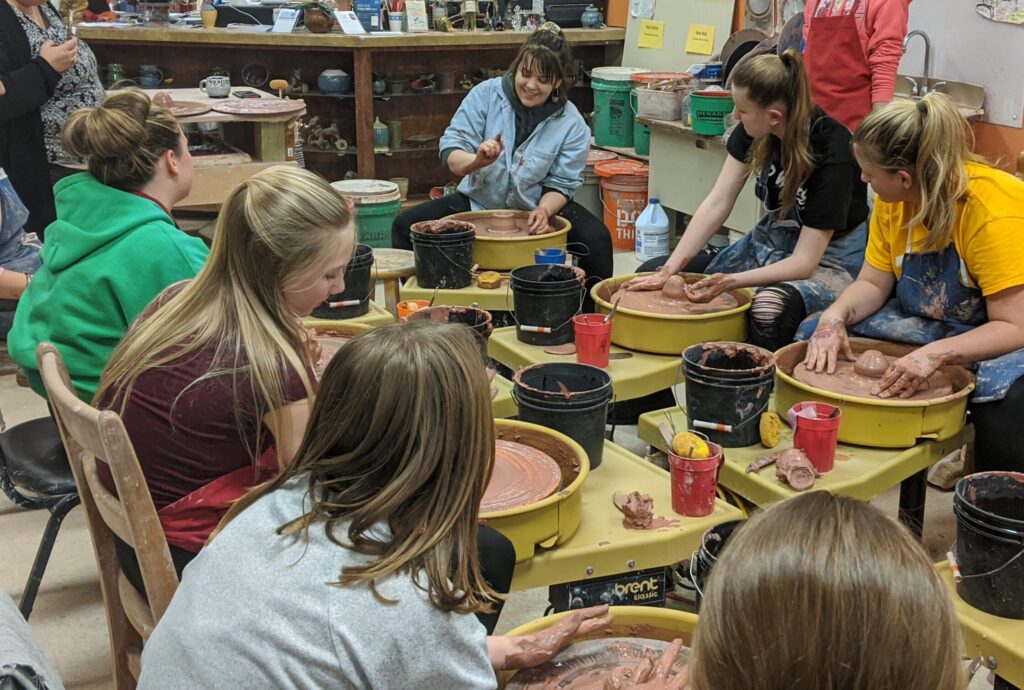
[
  {"xmin": 330, "ymin": 179, "xmax": 403, "ymax": 249},
  {"xmin": 630, "ymin": 87, "xmax": 651, "ymax": 156},
  {"xmin": 592, "ymin": 67, "xmax": 649, "ymax": 148},
  {"xmin": 690, "ymin": 92, "xmax": 735, "ymax": 136}
]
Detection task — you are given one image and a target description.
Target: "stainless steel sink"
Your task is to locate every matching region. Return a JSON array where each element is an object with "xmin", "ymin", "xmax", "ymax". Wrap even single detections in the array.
[{"xmin": 894, "ymin": 74, "xmax": 985, "ymax": 120}]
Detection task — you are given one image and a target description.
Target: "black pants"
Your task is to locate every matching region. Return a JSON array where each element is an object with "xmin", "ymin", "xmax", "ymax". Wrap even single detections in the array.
[
  {"xmin": 636, "ymin": 251, "xmax": 806, "ymax": 351},
  {"xmin": 969, "ymin": 375, "xmax": 1024, "ymax": 474},
  {"xmin": 116, "ymin": 524, "xmax": 515, "ymax": 635},
  {"xmin": 392, "ymin": 193, "xmax": 615, "ymax": 284}
]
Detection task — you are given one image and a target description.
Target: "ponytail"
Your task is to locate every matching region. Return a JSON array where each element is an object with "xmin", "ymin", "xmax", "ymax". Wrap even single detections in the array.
[
  {"xmin": 731, "ymin": 50, "xmax": 815, "ymax": 218},
  {"xmin": 853, "ymin": 92, "xmax": 985, "ymax": 251}
]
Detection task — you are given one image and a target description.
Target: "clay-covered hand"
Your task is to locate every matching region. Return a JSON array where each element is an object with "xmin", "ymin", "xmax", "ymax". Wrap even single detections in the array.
[
  {"xmin": 804, "ymin": 316, "xmax": 856, "ymax": 374},
  {"xmin": 623, "ymin": 270, "xmax": 670, "ymax": 292},
  {"xmin": 473, "ymin": 132, "xmax": 504, "ymax": 170},
  {"xmin": 527, "ymin": 206, "xmax": 551, "ymax": 235},
  {"xmin": 604, "ymin": 640, "xmax": 689, "ymax": 689},
  {"xmin": 685, "ymin": 273, "xmax": 731, "ymax": 303},
  {"xmin": 498, "ymin": 605, "xmax": 613, "ymax": 670},
  {"xmin": 301, "ymin": 328, "xmax": 322, "ymax": 365},
  {"xmin": 872, "ymin": 348, "xmax": 951, "ymax": 399},
  {"xmin": 40, "ymin": 38, "xmax": 78, "ymax": 74}
]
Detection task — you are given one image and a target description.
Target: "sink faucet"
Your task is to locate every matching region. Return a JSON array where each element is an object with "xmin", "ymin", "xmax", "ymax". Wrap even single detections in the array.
[{"xmin": 903, "ymin": 29, "xmax": 931, "ymax": 96}]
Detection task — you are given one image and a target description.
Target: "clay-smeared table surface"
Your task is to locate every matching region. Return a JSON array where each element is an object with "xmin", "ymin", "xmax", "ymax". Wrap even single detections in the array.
[
  {"xmin": 610, "ymin": 275, "xmax": 738, "ymax": 316},
  {"xmin": 508, "ymin": 638, "xmax": 690, "ymax": 689},
  {"xmin": 793, "ymin": 349, "xmax": 953, "ymax": 401},
  {"xmin": 481, "ymin": 440, "xmax": 563, "ymax": 513},
  {"xmin": 313, "ymin": 330, "xmax": 354, "ymax": 378}
]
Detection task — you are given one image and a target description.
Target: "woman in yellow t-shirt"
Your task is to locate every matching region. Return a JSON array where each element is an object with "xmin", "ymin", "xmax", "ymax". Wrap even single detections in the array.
[{"xmin": 804, "ymin": 93, "xmax": 1024, "ymax": 473}]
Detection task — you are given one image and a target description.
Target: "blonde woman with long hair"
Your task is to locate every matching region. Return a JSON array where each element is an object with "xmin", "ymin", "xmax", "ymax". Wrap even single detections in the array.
[
  {"xmin": 690, "ymin": 492, "xmax": 965, "ymax": 690},
  {"xmin": 137, "ymin": 322, "xmax": 611, "ymax": 689},
  {"xmin": 8, "ymin": 87, "xmax": 207, "ymax": 400},
  {"xmin": 93, "ymin": 165, "xmax": 354, "ymax": 591},
  {"xmin": 626, "ymin": 50, "xmax": 868, "ymax": 351},
  {"xmin": 804, "ymin": 93, "xmax": 1024, "ymax": 473}
]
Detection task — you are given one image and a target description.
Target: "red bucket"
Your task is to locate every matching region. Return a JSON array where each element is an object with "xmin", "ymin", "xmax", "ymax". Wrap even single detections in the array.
[
  {"xmin": 788, "ymin": 402, "xmax": 842, "ymax": 473},
  {"xmin": 573, "ymin": 314, "xmax": 613, "ymax": 368},
  {"xmin": 669, "ymin": 441, "xmax": 723, "ymax": 517}
]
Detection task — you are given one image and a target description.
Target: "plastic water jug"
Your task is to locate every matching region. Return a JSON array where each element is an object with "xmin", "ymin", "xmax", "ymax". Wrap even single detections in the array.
[{"xmin": 635, "ymin": 197, "xmax": 669, "ymax": 262}]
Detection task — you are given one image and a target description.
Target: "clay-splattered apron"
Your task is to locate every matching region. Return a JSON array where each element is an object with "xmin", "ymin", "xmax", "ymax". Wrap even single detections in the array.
[
  {"xmin": 799, "ymin": 231, "xmax": 1024, "ymax": 403},
  {"xmin": 706, "ymin": 167, "xmax": 867, "ymax": 315}
]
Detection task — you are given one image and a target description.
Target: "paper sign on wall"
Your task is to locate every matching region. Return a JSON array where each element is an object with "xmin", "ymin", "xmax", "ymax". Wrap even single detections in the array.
[
  {"xmin": 637, "ymin": 19, "xmax": 664, "ymax": 49},
  {"xmin": 685, "ymin": 23, "xmax": 715, "ymax": 55}
]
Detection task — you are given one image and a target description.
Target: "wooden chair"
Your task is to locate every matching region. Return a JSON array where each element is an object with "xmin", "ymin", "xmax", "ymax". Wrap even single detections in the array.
[{"xmin": 36, "ymin": 343, "xmax": 178, "ymax": 689}]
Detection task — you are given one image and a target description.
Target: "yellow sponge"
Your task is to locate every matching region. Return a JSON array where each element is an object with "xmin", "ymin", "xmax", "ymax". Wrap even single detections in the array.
[
  {"xmin": 477, "ymin": 271, "xmax": 502, "ymax": 289},
  {"xmin": 759, "ymin": 412, "xmax": 782, "ymax": 448}
]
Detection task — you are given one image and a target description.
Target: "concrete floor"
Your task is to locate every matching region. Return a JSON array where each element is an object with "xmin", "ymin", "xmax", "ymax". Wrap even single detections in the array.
[{"xmin": 0, "ymin": 246, "xmax": 977, "ymax": 686}]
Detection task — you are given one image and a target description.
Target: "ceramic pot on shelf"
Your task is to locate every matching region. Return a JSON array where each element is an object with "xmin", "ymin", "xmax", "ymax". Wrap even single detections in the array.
[
  {"xmin": 372, "ymin": 117, "xmax": 390, "ymax": 152},
  {"xmin": 303, "ymin": 6, "xmax": 335, "ymax": 33},
  {"xmin": 317, "ymin": 68, "xmax": 352, "ymax": 94},
  {"xmin": 581, "ymin": 4, "xmax": 602, "ymax": 28}
]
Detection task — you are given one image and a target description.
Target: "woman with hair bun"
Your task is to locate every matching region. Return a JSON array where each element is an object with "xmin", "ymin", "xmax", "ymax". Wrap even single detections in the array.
[
  {"xmin": 804, "ymin": 93, "xmax": 1024, "ymax": 473},
  {"xmin": 8, "ymin": 87, "xmax": 208, "ymax": 401}
]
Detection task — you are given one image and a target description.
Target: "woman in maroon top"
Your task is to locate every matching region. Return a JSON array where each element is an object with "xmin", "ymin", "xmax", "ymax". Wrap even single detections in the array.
[{"xmin": 95, "ymin": 166, "xmax": 356, "ymax": 584}]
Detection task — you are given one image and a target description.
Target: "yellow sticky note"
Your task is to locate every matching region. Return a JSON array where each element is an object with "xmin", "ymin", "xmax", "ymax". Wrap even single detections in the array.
[
  {"xmin": 686, "ymin": 23, "xmax": 716, "ymax": 55},
  {"xmin": 637, "ymin": 19, "xmax": 664, "ymax": 50}
]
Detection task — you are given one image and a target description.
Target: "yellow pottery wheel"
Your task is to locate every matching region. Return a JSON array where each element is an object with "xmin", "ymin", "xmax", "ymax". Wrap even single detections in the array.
[
  {"xmin": 591, "ymin": 273, "xmax": 753, "ymax": 355},
  {"xmin": 500, "ymin": 606, "xmax": 698, "ymax": 688},
  {"xmin": 774, "ymin": 338, "xmax": 974, "ymax": 448},
  {"xmin": 446, "ymin": 210, "xmax": 571, "ymax": 271},
  {"xmin": 483, "ymin": 419, "xmax": 590, "ymax": 563}
]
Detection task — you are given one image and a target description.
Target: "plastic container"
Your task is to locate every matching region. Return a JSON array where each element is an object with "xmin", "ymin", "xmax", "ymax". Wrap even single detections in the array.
[
  {"xmin": 690, "ymin": 91, "xmax": 735, "ymax": 136},
  {"xmin": 669, "ymin": 441, "xmax": 723, "ymax": 518},
  {"xmin": 682, "ymin": 342, "xmax": 775, "ymax": 447},
  {"xmin": 787, "ymin": 401, "xmax": 842, "ymax": 473},
  {"xmin": 444, "ymin": 210, "xmax": 571, "ymax": 271},
  {"xmin": 630, "ymin": 73, "xmax": 688, "ymax": 157},
  {"xmin": 595, "ymin": 159, "xmax": 650, "ymax": 251},
  {"xmin": 406, "ymin": 305, "xmax": 494, "ymax": 353},
  {"xmin": 689, "ymin": 519, "xmax": 744, "ymax": 609},
  {"xmin": 577, "ymin": 149, "xmax": 618, "ymax": 222},
  {"xmin": 591, "ymin": 66, "xmax": 650, "ymax": 148},
  {"xmin": 954, "ymin": 471, "xmax": 1024, "ymax": 619},
  {"xmin": 397, "ymin": 299, "xmax": 430, "ymax": 321},
  {"xmin": 634, "ymin": 197, "xmax": 670, "ymax": 262},
  {"xmin": 535, "ymin": 248, "xmax": 567, "ymax": 264},
  {"xmin": 573, "ymin": 313, "xmax": 613, "ymax": 368},
  {"xmin": 605, "ymin": 0, "xmax": 628, "ymax": 27},
  {"xmin": 513, "ymin": 363, "xmax": 612, "ymax": 469},
  {"xmin": 636, "ymin": 87, "xmax": 684, "ymax": 120},
  {"xmin": 330, "ymin": 179, "xmax": 402, "ymax": 249},
  {"xmin": 409, "ymin": 220, "xmax": 476, "ymax": 289},
  {"xmin": 311, "ymin": 243, "xmax": 374, "ymax": 319},
  {"xmin": 510, "ymin": 264, "xmax": 584, "ymax": 346}
]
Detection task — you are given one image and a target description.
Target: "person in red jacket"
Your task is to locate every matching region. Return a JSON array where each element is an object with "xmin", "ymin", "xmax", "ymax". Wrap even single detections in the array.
[{"xmin": 803, "ymin": 0, "xmax": 911, "ymax": 132}]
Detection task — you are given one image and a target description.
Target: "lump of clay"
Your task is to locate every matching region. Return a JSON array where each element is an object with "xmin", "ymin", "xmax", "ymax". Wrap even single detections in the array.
[
  {"xmin": 854, "ymin": 349, "xmax": 889, "ymax": 379},
  {"xmin": 613, "ymin": 490, "xmax": 653, "ymax": 529},
  {"xmin": 776, "ymin": 448, "xmax": 818, "ymax": 491},
  {"xmin": 662, "ymin": 275, "xmax": 689, "ymax": 300},
  {"xmin": 153, "ymin": 91, "xmax": 175, "ymax": 108}
]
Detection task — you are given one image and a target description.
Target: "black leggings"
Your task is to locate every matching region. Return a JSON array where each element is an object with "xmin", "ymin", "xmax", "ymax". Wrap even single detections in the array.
[
  {"xmin": 969, "ymin": 375, "xmax": 1024, "ymax": 474},
  {"xmin": 636, "ymin": 253, "xmax": 807, "ymax": 351},
  {"xmin": 391, "ymin": 193, "xmax": 615, "ymax": 284},
  {"xmin": 116, "ymin": 523, "xmax": 516, "ymax": 635}
]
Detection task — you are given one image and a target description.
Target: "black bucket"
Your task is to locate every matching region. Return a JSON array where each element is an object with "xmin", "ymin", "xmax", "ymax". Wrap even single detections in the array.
[
  {"xmin": 513, "ymin": 363, "xmax": 612, "ymax": 469},
  {"xmin": 410, "ymin": 220, "xmax": 475, "ymax": 289},
  {"xmin": 312, "ymin": 243, "xmax": 374, "ymax": 320},
  {"xmin": 406, "ymin": 305, "xmax": 494, "ymax": 354},
  {"xmin": 954, "ymin": 471, "xmax": 1024, "ymax": 619},
  {"xmin": 510, "ymin": 264, "xmax": 583, "ymax": 346},
  {"xmin": 689, "ymin": 519, "xmax": 745, "ymax": 610},
  {"xmin": 682, "ymin": 342, "xmax": 775, "ymax": 447}
]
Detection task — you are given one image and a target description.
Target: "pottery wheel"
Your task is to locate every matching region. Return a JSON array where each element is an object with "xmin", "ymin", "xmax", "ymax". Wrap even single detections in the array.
[
  {"xmin": 211, "ymin": 98, "xmax": 306, "ymax": 115},
  {"xmin": 609, "ymin": 286, "xmax": 738, "ymax": 316},
  {"xmin": 481, "ymin": 441, "xmax": 562, "ymax": 513},
  {"xmin": 793, "ymin": 356, "xmax": 954, "ymax": 401},
  {"xmin": 508, "ymin": 638, "xmax": 690, "ymax": 689},
  {"xmin": 165, "ymin": 101, "xmax": 212, "ymax": 118},
  {"xmin": 313, "ymin": 330, "xmax": 353, "ymax": 378}
]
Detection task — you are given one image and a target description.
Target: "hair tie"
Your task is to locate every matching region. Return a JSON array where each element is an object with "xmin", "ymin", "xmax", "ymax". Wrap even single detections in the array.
[{"xmin": 916, "ymin": 100, "xmax": 928, "ymax": 116}]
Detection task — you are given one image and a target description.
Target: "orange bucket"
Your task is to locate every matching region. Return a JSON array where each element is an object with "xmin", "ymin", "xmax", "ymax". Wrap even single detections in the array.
[
  {"xmin": 594, "ymin": 159, "xmax": 650, "ymax": 250},
  {"xmin": 397, "ymin": 299, "xmax": 430, "ymax": 321}
]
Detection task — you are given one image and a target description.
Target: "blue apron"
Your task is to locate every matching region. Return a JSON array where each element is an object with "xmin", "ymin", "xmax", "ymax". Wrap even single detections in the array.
[
  {"xmin": 706, "ymin": 166, "xmax": 867, "ymax": 316},
  {"xmin": 797, "ymin": 230, "xmax": 1024, "ymax": 403}
]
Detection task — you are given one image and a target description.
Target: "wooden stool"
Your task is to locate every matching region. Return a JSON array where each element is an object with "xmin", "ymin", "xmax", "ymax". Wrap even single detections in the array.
[{"xmin": 370, "ymin": 248, "xmax": 416, "ymax": 319}]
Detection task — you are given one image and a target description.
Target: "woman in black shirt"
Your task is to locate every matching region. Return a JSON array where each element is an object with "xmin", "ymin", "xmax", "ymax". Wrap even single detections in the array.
[{"xmin": 627, "ymin": 50, "xmax": 868, "ymax": 350}]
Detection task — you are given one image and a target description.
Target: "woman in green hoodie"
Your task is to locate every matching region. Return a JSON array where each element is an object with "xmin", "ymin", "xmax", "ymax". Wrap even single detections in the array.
[{"xmin": 8, "ymin": 88, "xmax": 208, "ymax": 400}]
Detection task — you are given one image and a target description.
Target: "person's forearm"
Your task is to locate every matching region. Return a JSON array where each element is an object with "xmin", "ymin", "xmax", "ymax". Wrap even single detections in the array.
[
  {"xmin": 918, "ymin": 321, "xmax": 1024, "ymax": 367},
  {"xmin": 721, "ymin": 254, "xmax": 820, "ymax": 291},
  {"xmin": 447, "ymin": 149, "xmax": 481, "ymax": 177},
  {"xmin": 0, "ymin": 268, "xmax": 28, "ymax": 300},
  {"xmin": 820, "ymin": 278, "xmax": 890, "ymax": 326},
  {"xmin": 487, "ymin": 635, "xmax": 520, "ymax": 671},
  {"xmin": 662, "ymin": 197, "xmax": 732, "ymax": 274},
  {"xmin": 537, "ymin": 191, "xmax": 567, "ymax": 217}
]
